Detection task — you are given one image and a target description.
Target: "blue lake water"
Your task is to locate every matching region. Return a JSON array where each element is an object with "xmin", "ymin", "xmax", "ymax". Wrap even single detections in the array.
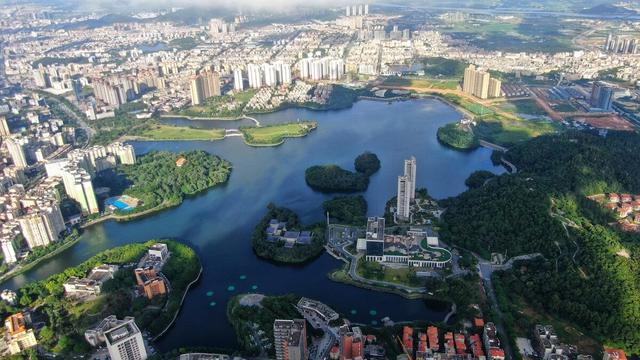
[{"xmin": 2, "ymin": 99, "xmax": 505, "ymax": 350}]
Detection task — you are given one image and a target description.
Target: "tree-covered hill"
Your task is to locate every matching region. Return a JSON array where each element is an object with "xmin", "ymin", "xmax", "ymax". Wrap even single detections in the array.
[{"xmin": 441, "ymin": 130, "xmax": 640, "ymax": 353}]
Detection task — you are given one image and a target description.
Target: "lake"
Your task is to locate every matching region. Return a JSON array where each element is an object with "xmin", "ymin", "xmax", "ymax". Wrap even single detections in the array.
[{"xmin": 2, "ymin": 99, "xmax": 505, "ymax": 351}]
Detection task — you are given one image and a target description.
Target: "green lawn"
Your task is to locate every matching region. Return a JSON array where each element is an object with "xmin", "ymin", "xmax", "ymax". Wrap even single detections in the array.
[
  {"xmin": 240, "ymin": 122, "xmax": 317, "ymax": 146},
  {"xmin": 356, "ymin": 258, "xmax": 423, "ymax": 288},
  {"xmin": 552, "ymin": 103, "xmax": 578, "ymax": 113},
  {"xmin": 383, "ymin": 77, "xmax": 459, "ymax": 90},
  {"xmin": 139, "ymin": 124, "xmax": 225, "ymax": 141},
  {"xmin": 475, "ymin": 115, "xmax": 560, "ymax": 145},
  {"xmin": 442, "ymin": 94, "xmax": 494, "ymax": 116},
  {"xmin": 498, "ymin": 99, "xmax": 547, "ymax": 116}
]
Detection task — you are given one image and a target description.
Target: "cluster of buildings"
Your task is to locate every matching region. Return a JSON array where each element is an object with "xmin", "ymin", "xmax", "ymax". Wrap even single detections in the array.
[
  {"xmin": 245, "ymin": 62, "xmax": 293, "ymax": 89},
  {"xmin": 209, "ymin": 18, "xmax": 236, "ymax": 38},
  {"xmin": 298, "ymin": 57, "xmax": 346, "ymax": 81},
  {"xmin": 189, "ymin": 67, "xmax": 221, "ymax": 105},
  {"xmin": 43, "ymin": 141, "xmax": 136, "ymax": 216},
  {"xmin": 85, "ymin": 316, "xmax": 148, "ymax": 360},
  {"xmin": 604, "ymin": 34, "xmax": 638, "ymax": 55},
  {"xmin": 0, "ymin": 180, "xmax": 67, "ymax": 265},
  {"xmin": 265, "ymin": 219, "xmax": 314, "ymax": 248},
  {"xmin": 274, "ymin": 298, "xmax": 384, "ymax": 360},
  {"xmin": 345, "ymin": 4, "xmax": 370, "ymax": 17},
  {"xmin": 589, "ymin": 193, "xmax": 640, "ymax": 232},
  {"xmin": 359, "ymin": 217, "xmax": 451, "ymax": 269},
  {"xmin": 399, "ymin": 323, "xmax": 496, "ymax": 360},
  {"xmin": 462, "ymin": 65, "xmax": 502, "ymax": 100},
  {"xmin": 134, "ymin": 243, "xmax": 170, "ymax": 299}
]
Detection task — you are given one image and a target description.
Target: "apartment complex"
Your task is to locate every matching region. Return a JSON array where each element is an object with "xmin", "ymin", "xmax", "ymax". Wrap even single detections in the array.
[
  {"xmin": 463, "ymin": 65, "xmax": 502, "ymax": 99},
  {"xmin": 190, "ymin": 68, "xmax": 221, "ymax": 105},
  {"xmin": 17, "ymin": 202, "xmax": 65, "ymax": 249}
]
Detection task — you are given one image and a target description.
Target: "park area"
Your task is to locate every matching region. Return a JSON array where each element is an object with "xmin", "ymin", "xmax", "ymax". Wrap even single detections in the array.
[
  {"xmin": 240, "ymin": 121, "xmax": 317, "ymax": 146},
  {"xmin": 382, "ymin": 76, "xmax": 459, "ymax": 90},
  {"xmin": 138, "ymin": 124, "xmax": 225, "ymax": 141}
]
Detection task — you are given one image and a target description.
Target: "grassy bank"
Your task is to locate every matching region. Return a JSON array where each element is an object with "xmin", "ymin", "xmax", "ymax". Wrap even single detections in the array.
[
  {"xmin": 382, "ymin": 76, "xmax": 459, "ymax": 90},
  {"xmin": 136, "ymin": 124, "xmax": 225, "ymax": 141}
]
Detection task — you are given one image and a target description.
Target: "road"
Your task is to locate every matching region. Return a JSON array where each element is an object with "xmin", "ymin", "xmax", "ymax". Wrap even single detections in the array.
[
  {"xmin": 43, "ymin": 94, "xmax": 96, "ymax": 141},
  {"xmin": 477, "ymin": 253, "xmax": 541, "ymax": 360}
]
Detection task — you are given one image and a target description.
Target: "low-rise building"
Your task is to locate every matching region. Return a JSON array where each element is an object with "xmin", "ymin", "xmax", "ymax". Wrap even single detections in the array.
[
  {"xmin": 3, "ymin": 313, "xmax": 37, "ymax": 355},
  {"xmin": 63, "ymin": 264, "xmax": 119, "ymax": 298},
  {"xmin": 134, "ymin": 267, "xmax": 168, "ymax": 299}
]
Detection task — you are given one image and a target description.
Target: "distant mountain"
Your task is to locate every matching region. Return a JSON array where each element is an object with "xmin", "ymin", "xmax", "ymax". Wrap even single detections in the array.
[
  {"xmin": 61, "ymin": 14, "xmax": 140, "ymax": 30},
  {"xmin": 581, "ymin": 4, "xmax": 638, "ymax": 16}
]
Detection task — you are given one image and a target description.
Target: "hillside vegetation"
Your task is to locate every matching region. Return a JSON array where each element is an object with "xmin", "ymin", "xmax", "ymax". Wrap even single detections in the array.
[{"xmin": 441, "ymin": 131, "xmax": 640, "ymax": 353}]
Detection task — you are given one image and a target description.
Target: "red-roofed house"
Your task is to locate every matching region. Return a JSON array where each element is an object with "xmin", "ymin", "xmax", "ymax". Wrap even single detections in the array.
[{"xmin": 604, "ymin": 348, "xmax": 628, "ymax": 360}]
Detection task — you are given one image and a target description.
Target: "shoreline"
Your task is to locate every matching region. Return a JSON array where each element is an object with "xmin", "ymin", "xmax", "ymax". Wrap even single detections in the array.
[
  {"xmin": 0, "ymin": 234, "xmax": 80, "ymax": 285},
  {"xmin": 152, "ymin": 264, "xmax": 203, "ymax": 341}
]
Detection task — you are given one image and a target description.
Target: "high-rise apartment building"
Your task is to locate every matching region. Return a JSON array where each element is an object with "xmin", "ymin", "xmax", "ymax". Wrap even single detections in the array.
[
  {"xmin": 247, "ymin": 64, "xmax": 263, "ymax": 89},
  {"xmin": 190, "ymin": 69, "xmax": 220, "ymax": 105},
  {"xmin": 5, "ymin": 137, "xmax": 28, "ymax": 169},
  {"xmin": 0, "ymin": 116, "xmax": 10, "ymax": 136},
  {"xmin": 274, "ymin": 319, "xmax": 307, "ymax": 360},
  {"xmin": 397, "ymin": 156, "xmax": 416, "ymax": 222},
  {"xmin": 233, "ymin": 69, "xmax": 244, "ymax": 91},
  {"xmin": 488, "ymin": 78, "xmax": 502, "ymax": 98},
  {"xmin": 61, "ymin": 163, "xmax": 99, "ymax": 215},
  {"xmin": 190, "ymin": 76, "xmax": 204, "ymax": 106},
  {"xmin": 463, "ymin": 65, "xmax": 499, "ymax": 100},
  {"xmin": 590, "ymin": 82, "xmax": 614, "ymax": 111},
  {"xmin": 18, "ymin": 204, "xmax": 65, "ymax": 249},
  {"xmin": 107, "ymin": 142, "xmax": 136, "ymax": 165},
  {"xmin": 103, "ymin": 317, "xmax": 148, "ymax": 360},
  {"xmin": 1, "ymin": 237, "xmax": 18, "ymax": 264}
]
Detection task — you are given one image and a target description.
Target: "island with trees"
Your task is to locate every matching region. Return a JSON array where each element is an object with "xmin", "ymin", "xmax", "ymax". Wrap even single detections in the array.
[
  {"xmin": 439, "ymin": 131, "xmax": 640, "ymax": 354},
  {"xmin": 96, "ymin": 150, "xmax": 231, "ymax": 219},
  {"xmin": 12, "ymin": 239, "xmax": 200, "ymax": 357},
  {"xmin": 251, "ymin": 204, "xmax": 326, "ymax": 263},
  {"xmin": 239, "ymin": 121, "xmax": 317, "ymax": 146},
  {"xmin": 305, "ymin": 152, "xmax": 380, "ymax": 193},
  {"xmin": 436, "ymin": 122, "xmax": 479, "ymax": 150}
]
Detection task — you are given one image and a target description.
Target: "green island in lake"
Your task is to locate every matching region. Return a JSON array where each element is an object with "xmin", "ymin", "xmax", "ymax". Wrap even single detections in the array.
[
  {"xmin": 10, "ymin": 240, "xmax": 200, "ymax": 356},
  {"xmin": 239, "ymin": 121, "xmax": 317, "ymax": 146},
  {"xmin": 251, "ymin": 204, "xmax": 326, "ymax": 264},
  {"xmin": 305, "ymin": 152, "xmax": 381, "ymax": 193},
  {"xmin": 94, "ymin": 150, "xmax": 231, "ymax": 221}
]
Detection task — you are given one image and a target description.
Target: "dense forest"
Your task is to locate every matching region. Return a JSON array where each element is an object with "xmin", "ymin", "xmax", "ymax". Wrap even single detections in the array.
[
  {"xmin": 354, "ymin": 152, "xmax": 381, "ymax": 176},
  {"xmin": 251, "ymin": 204, "xmax": 326, "ymax": 263},
  {"xmin": 14, "ymin": 240, "xmax": 200, "ymax": 356},
  {"xmin": 442, "ymin": 130, "xmax": 640, "ymax": 353},
  {"xmin": 112, "ymin": 151, "xmax": 231, "ymax": 212},
  {"xmin": 305, "ymin": 152, "xmax": 380, "ymax": 193},
  {"xmin": 323, "ymin": 195, "xmax": 368, "ymax": 225}
]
